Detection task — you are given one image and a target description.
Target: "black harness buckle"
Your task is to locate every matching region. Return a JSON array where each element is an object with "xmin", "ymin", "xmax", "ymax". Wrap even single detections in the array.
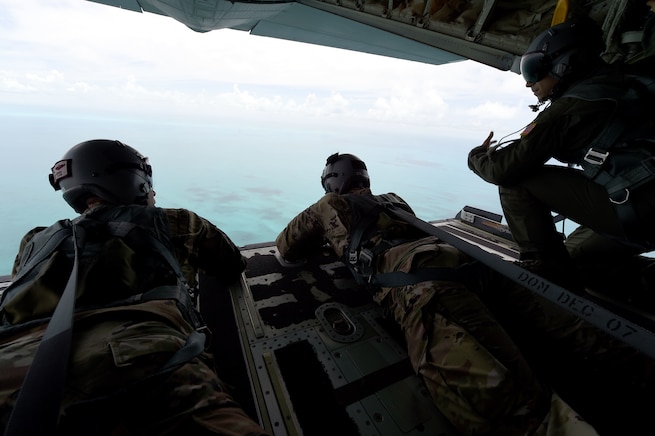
[{"xmin": 584, "ymin": 148, "xmax": 609, "ymax": 165}]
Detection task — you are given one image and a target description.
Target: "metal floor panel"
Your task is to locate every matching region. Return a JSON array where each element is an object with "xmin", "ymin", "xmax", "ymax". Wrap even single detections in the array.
[{"xmin": 230, "ymin": 243, "xmax": 458, "ymax": 435}]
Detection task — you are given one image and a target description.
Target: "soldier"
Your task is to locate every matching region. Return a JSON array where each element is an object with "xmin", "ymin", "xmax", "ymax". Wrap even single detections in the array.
[
  {"xmin": 468, "ymin": 17, "xmax": 655, "ymax": 292},
  {"xmin": 466, "ymin": 16, "xmax": 655, "ymax": 433},
  {"xmin": 0, "ymin": 139, "xmax": 269, "ymax": 435},
  {"xmin": 276, "ymin": 152, "xmax": 597, "ymax": 435}
]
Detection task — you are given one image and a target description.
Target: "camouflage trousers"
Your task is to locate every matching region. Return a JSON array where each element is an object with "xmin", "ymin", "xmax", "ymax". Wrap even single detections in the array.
[
  {"xmin": 0, "ymin": 301, "xmax": 269, "ymax": 436},
  {"xmin": 382, "ymin": 281, "xmax": 598, "ymax": 436}
]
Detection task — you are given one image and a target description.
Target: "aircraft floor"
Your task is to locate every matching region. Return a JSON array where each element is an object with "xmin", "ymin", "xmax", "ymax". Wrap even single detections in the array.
[{"xmin": 208, "ymin": 243, "xmax": 458, "ymax": 435}]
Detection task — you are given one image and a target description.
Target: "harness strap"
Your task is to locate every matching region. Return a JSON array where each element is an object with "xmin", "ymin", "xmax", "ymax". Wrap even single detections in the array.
[
  {"xmin": 348, "ymin": 217, "xmax": 376, "ymax": 267},
  {"xmin": 585, "ymin": 152, "xmax": 655, "ymax": 250},
  {"xmin": 124, "ymin": 284, "xmax": 206, "ymax": 332},
  {"xmin": 592, "ymin": 155, "xmax": 655, "ymax": 197},
  {"xmin": 106, "ymin": 221, "xmax": 191, "ymax": 288},
  {"xmin": 7, "ymin": 223, "xmax": 72, "ymax": 291},
  {"xmin": 43, "ymin": 330, "xmax": 208, "ymax": 431},
  {"xmin": 369, "ymin": 267, "xmax": 468, "ymax": 287},
  {"xmin": 570, "ymin": 75, "xmax": 655, "ymax": 249},
  {"xmin": 4, "ymin": 224, "xmax": 85, "ymax": 436},
  {"xmin": 570, "ymin": 74, "xmax": 655, "ymax": 178},
  {"xmin": 579, "ymin": 115, "xmax": 628, "ymax": 178},
  {"xmin": 3, "ymin": 216, "xmax": 208, "ymax": 435},
  {"xmin": 383, "ymin": 204, "xmax": 655, "ymax": 360},
  {"xmin": 150, "ymin": 330, "xmax": 206, "ymax": 378},
  {"xmin": 345, "ymin": 194, "xmax": 426, "ymax": 286},
  {"xmin": 345, "ymin": 194, "xmax": 481, "ymax": 289},
  {"xmin": 345, "ymin": 197, "xmax": 381, "ymax": 268}
]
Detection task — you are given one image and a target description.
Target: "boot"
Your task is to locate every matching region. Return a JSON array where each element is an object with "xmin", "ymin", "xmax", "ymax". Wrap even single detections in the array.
[{"xmin": 515, "ymin": 252, "xmax": 584, "ymax": 294}]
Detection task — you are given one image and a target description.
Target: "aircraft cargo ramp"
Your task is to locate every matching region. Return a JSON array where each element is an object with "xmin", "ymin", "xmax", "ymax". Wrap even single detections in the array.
[
  {"xmin": 205, "ymin": 206, "xmax": 655, "ymax": 435},
  {"xmin": 2, "ymin": 206, "xmax": 655, "ymax": 434},
  {"xmin": 214, "ymin": 241, "xmax": 457, "ymax": 435}
]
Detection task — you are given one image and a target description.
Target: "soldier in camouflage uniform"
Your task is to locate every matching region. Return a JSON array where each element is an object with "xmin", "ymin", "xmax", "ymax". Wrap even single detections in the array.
[
  {"xmin": 276, "ymin": 152, "xmax": 597, "ymax": 435},
  {"xmin": 0, "ymin": 140, "xmax": 269, "ymax": 435}
]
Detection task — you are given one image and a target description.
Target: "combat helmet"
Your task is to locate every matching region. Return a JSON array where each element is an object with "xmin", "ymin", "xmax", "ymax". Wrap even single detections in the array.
[
  {"xmin": 321, "ymin": 152, "xmax": 370, "ymax": 194},
  {"xmin": 49, "ymin": 139, "xmax": 153, "ymax": 213},
  {"xmin": 520, "ymin": 17, "xmax": 606, "ymax": 96}
]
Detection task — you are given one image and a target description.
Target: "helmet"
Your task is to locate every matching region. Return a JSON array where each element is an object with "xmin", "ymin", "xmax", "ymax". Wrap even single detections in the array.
[
  {"xmin": 321, "ymin": 153, "xmax": 370, "ymax": 194},
  {"xmin": 49, "ymin": 139, "xmax": 153, "ymax": 213},
  {"xmin": 520, "ymin": 17, "xmax": 605, "ymax": 85}
]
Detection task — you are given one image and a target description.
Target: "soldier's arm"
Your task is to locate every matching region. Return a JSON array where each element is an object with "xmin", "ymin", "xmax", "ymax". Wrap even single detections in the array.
[
  {"xmin": 11, "ymin": 226, "xmax": 47, "ymax": 279},
  {"xmin": 276, "ymin": 204, "xmax": 325, "ymax": 262},
  {"xmin": 468, "ymin": 102, "xmax": 570, "ymax": 185},
  {"xmin": 198, "ymin": 227, "xmax": 247, "ymax": 281},
  {"xmin": 166, "ymin": 208, "xmax": 245, "ymax": 285}
]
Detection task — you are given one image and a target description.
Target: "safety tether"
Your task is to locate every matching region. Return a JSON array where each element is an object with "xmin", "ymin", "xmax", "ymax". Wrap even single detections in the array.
[
  {"xmin": 383, "ymin": 204, "xmax": 655, "ymax": 360},
  {"xmin": 345, "ymin": 194, "xmax": 471, "ymax": 287}
]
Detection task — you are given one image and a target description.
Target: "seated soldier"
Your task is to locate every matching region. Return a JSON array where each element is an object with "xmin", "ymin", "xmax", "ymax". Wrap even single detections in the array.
[
  {"xmin": 276, "ymin": 152, "xmax": 597, "ymax": 436},
  {"xmin": 0, "ymin": 139, "xmax": 269, "ymax": 435}
]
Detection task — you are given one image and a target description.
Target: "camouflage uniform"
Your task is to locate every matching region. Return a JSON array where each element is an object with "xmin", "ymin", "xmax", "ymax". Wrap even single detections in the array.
[
  {"xmin": 0, "ymin": 205, "xmax": 269, "ymax": 436},
  {"xmin": 10, "ymin": 207, "xmax": 246, "ymax": 288},
  {"xmin": 276, "ymin": 188, "xmax": 596, "ymax": 435}
]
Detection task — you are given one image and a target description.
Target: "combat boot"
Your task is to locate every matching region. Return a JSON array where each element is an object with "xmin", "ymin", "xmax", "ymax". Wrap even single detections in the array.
[{"xmin": 515, "ymin": 252, "xmax": 584, "ymax": 294}]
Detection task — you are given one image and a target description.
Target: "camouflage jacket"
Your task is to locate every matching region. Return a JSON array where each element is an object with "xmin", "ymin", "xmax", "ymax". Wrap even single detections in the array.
[
  {"xmin": 4, "ymin": 205, "xmax": 245, "ymax": 326},
  {"xmin": 468, "ymin": 67, "xmax": 655, "ymax": 188},
  {"xmin": 276, "ymin": 189, "xmax": 470, "ymax": 302},
  {"xmin": 12, "ymin": 206, "xmax": 245, "ymax": 286},
  {"xmin": 468, "ymin": 91, "xmax": 616, "ymax": 187}
]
